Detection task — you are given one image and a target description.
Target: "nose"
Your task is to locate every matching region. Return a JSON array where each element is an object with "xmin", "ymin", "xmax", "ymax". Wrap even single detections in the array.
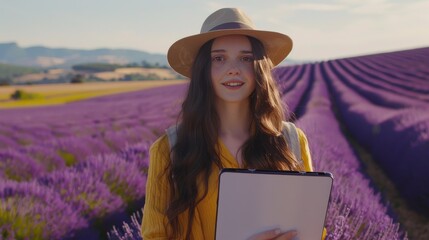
[{"xmin": 227, "ymin": 62, "xmax": 240, "ymax": 75}]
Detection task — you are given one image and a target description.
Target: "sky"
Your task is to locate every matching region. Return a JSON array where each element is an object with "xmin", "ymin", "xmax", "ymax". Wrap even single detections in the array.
[{"xmin": 1, "ymin": 0, "xmax": 429, "ymax": 61}]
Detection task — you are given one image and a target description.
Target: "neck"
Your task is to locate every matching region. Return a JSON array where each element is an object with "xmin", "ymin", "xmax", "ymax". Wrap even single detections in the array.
[{"xmin": 216, "ymin": 100, "xmax": 251, "ymax": 139}]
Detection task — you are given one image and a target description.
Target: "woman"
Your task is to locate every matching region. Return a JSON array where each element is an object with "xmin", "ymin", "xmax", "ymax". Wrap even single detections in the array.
[{"xmin": 142, "ymin": 8, "xmax": 314, "ymax": 240}]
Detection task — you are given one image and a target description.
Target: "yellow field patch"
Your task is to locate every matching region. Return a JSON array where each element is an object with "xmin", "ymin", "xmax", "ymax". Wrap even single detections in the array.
[{"xmin": 0, "ymin": 80, "xmax": 186, "ymax": 109}]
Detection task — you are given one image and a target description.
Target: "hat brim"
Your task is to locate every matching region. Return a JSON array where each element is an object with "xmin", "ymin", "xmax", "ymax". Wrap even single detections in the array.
[{"xmin": 167, "ymin": 29, "xmax": 293, "ymax": 78}]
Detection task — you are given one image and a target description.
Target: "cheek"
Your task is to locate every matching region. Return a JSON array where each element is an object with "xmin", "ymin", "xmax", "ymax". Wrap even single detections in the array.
[
  {"xmin": 247, "ymin": 66, "xmax": 256, "ymax": 91},
  {"xmin": 243, "ymin": 62, "xmax": 254, "ymax": 75},
  {"xmin": 245, "ymin": 64, "xmax": 255, "ymax": 82},
  {"xmin": 210, "ymin": 68, "xmax": 219, "ymax": 91},
  {"xmin": 211, "ymin": 63, "xmax": 221, "ymax": 80}
]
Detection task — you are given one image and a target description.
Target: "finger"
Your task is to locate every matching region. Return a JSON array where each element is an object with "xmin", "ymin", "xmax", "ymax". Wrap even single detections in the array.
[
  {"xmin": 247, "ymin": 228, "xmax": 282, "ymax": 240},
  {"xmin": 275, "ymin": 230, "xmax": 298, "ymax": 240}
]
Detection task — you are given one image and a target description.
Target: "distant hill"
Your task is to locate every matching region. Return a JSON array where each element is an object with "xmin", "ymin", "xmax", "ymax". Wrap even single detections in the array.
[{"xmin": 0, "ymin": 42, "xmax": 168, "ymax": 69}]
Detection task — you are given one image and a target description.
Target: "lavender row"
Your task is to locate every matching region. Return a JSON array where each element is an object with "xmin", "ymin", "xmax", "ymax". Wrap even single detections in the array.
[
  {"xmin": 354, "ymin": 47, "xmax": 429, "ymax": 79},
  {"xmin": 326, "ymin": 60, "xmax": 428, "ymax": 109},
  {"xmin": 337, "ymin": 58, "xmax": 429, "ymax": 101},
  {"xmin": 322, "ymin": 59, "xmax": 429, "ymax": 214},
  {"xmin": 297, "ymin": 63, "xmax": 404, "ymax": 239},
  {"xmin": 274, "ymin": 64, "xmax": 306, "ymax": 95},
  {"xmin": 281, "ymin": 63, "xmax": 314, "ymax": 115},
  {"xmin": 344, "ymin": 57, "xmax": 429, "ymax": 95}
]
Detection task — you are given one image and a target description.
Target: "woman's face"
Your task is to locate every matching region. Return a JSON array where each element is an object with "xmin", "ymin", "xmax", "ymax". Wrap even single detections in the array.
[{"xmin": 210, "ymin": 35, "xmax": 256, "ymax": 106}]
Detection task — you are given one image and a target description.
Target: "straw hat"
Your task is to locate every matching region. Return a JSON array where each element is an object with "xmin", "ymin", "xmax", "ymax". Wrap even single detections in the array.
[{"xmin": 167, "ymin": 8, "xmax": 293, "ymax": 78}]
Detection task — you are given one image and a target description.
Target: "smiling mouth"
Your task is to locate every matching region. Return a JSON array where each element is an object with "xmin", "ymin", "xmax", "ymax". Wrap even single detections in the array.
[{"xmin": 222, "ymin": 81, "xmax": 244, "ymax": 87}]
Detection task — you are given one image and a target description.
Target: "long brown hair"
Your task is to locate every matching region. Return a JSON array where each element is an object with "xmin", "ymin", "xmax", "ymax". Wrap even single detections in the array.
[{"xmin": 165, "ymin": 36, "xmax": 303, "ymax": 239}]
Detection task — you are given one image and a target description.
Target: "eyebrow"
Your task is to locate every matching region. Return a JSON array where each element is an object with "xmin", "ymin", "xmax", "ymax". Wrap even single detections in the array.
[{"xmin": 211, "ymin": 49, "xmax": 253, "ymax": 54}]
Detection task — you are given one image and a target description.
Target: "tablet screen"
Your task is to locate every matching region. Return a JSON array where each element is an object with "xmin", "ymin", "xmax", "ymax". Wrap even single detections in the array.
[{"xmin": 215, "ymin": 169, "xmax": 333, "ymax": 240}]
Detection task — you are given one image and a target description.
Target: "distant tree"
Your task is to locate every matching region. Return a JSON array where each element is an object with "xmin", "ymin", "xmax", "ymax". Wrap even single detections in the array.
[
  {"xmin": 72, "ymin": 63, "xmax": 122, "ymax": 72},
  {"xmin": 11, "ymin": 90, "xmax": 24, "ymax": 99},
  {"xmin": 70, "ymin": 74, "xmax": 84, "ymax": 83},
  {"xmin": 126, "ymin": 62, "xmax": 139, "ymax": 67},
  {"xmin": 10, "ymin": 90, "xmax": 43, "ymax": 100},
  {"xmin": 141, "ymin": 60, "xmax": 151, "ymax": 68},
  {"xmin": 140, "ymin": 60, "xmax": 169, "ymax": 69}
]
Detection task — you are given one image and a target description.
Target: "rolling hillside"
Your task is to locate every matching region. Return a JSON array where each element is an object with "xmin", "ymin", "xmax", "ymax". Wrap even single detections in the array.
[{"xmin": 0, "ymin": 42, "xmax": 168, "ymax": 68}]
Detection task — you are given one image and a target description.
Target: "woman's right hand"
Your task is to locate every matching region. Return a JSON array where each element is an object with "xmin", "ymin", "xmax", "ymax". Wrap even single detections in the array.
[{"xmin": 247, "ymin": 228, "xmax": 298, "ymax": 240}]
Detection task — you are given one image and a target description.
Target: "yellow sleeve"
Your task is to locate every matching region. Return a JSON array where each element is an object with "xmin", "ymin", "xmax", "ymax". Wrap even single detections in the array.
[
  {"xmin": 141, "ymin": 135, "xmax": 171, "ymax": 239},
  {"xmin": 297, "ymin": 127, "xmax": 313, "ymax": 172}
]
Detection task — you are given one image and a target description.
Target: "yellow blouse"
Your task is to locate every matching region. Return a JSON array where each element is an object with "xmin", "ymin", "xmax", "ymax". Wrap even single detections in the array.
[{"xmin": 141, "ymin": 128, "xmax": 316, "ymax": 239}]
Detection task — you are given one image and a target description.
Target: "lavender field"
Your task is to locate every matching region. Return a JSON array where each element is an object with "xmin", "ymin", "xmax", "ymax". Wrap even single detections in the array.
[{"xmin": 1, "ymin": 47, "xmax": 428, "ymax": 239}]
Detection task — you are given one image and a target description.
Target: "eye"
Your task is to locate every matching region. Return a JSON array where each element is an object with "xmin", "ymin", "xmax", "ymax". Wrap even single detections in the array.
[
  {"xmin": 212, "ymin": 56, "xmax": 225, "ymax": 62},
  {"xmin": 241, "ymin": 56, "xmax": 254, "ymax": 62}
]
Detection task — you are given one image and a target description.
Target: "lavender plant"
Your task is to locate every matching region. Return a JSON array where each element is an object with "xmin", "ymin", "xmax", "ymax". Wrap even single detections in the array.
[
  {"xmin": 119, "ymin": 141, "xmax": 151, "ymax": 173},
  {"xmin": 20, "ymin": 145, "xmax": 66, "ymax": 172},
  {"xmin": 75, "ymin": 154, "xmax": 147, "ymax": 207},
  {"xmin": 0, "ymin": 135, "xmax": 20, "ymax": 150},
  {"xmin": 107, "ymin": 210, "xmax": 143, "ymax": 240},
  {"xmin": 0, "ymin": 180, "xmax": 88, "ymax": 239},
  {"xmin": 37, "ymin": 168, "xmax": 124, "ymax": 220},
  {"xmin": 0, "ymin": 149, "xmax": 45, "ymax": 181},
  {"xmin": 47, "ymin": 135, "xmax": 111, "ymax": 166}
]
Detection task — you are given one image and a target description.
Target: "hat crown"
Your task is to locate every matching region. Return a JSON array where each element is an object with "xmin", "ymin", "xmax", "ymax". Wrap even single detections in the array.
[
  {"xmin": 200, "ymin": 8, "xmax": 255, "ymax": 33},
  {"xmin": 168, "ymin": 8, "xmax": 293, "ymax": 78}
]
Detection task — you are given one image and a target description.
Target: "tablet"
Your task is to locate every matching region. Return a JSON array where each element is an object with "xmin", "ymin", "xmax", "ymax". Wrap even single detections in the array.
[{"xmin": 215, "ymin": 168, "xmax": 333, "ymax": 240}]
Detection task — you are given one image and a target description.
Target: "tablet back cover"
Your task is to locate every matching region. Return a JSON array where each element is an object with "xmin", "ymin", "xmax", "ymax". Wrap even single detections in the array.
[{"xmin": 215, "ymin": 169, "xmax": 333, "ymax": 240}]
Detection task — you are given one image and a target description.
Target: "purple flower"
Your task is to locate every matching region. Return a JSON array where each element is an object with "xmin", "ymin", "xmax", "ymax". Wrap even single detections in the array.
[
  {"xmin": 37, "ymin": 168, "xmax": 125, "ymax": 220},
  {"xmin": 46, "ymin": 135, "xmax": 111, "ymax": 166},
  {"xmin": 76, "ymin": 154, "xmax": 147, "ymax": 206},
  {"xmin": 0, "ymin": 149, "xmax": 45, "ymax": 181},
  {"xmin": 0, "ymin": 134, "xmax": 20, "ymax": 150},
  {"xmin": 119, "ymin": 141, "xmax": 151, "ymax": 173},
  {"xmin": 20, "ymin": 145, "xmax": 66, "ymax": 172},
  {"xmin": 0, "ymin": 180, "xmax": 88, "ymax": 239},
  {"xmin": 107, "ymin": 210, "xmax": 143, "ymax": 240}
]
